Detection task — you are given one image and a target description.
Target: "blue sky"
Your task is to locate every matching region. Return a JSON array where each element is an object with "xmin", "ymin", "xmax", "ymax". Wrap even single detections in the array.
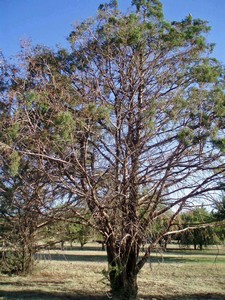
[{"xmin": 1, "ymin": 0, "xmax": 225, "ymax": 63}]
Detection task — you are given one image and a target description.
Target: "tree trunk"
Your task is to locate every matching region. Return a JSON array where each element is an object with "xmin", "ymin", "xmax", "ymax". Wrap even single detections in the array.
[
  {"xmin": 21, "ymin": 247, "xmax": 34, "ymax": 275},
  {"xmin": 107, "ymin": 244, "xmax": 138, "ymax": 300},
  {"xmin": 20, "ymin": 239, "xmax": 35, "ymax": 275},
  {"xmin": 109, "ymin": 270, "xmax": 138, "ymax": 300}
]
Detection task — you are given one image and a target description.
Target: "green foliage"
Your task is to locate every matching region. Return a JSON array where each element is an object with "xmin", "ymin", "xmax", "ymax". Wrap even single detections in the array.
[
  {"xmin": 177, "ymin": 128, "xmax": 194, "ymax": 146},
  {"xmin": 74, "ymin": 223, "xmax": 91, "ymax": 249},
  {"xmin": 132, "ymin": 0, "xmax": 163, "ymax": 20},
  {"xmin": 46, "ymin": 220, "xmax": 91, "ymax": 249},
  {"xmin": 0, "ymin": 243, "xmax": 35, "ymax": 276},
  {"xmin": 54, "ymin": 111, "xmax": 76, "ymax": 140},
  {"xmin": 98, "ymin": 0, "xmax": 118, "ymax": 11},
  {"xmin": 6, "ymin": 123, "xmax": 20, "ymax": 141},
  {"xmin": 193, "ymin": 63, "xmax": 222, "ymax": 83},
  {"xmin": 0, "ymin": 216, "xmax": 36, "ymax": 275},
  {"xmin": 2, "ymin": 123, "xmax": 20, "ymax": 150},
  {"xmin": 87, "ymin": 103, "xmax": 111, "ymax": 122},
  {"xmin": 9, "ymin": 151, "xmax": 20, "ymax": 176},
  {"xmin": 178, "ymin": 208, "xmax": 222, "ymax": 250},
  {"xmin": 0, "ymin": 250, "xmax": 23, "ymax": 275},
  {"xmin": 26, "ymin": 90, "xmax": 38, "ymax": 106},
  {"xmin": 213, "ymin": 198, "xmax": 225, "ymax": 222},
  {"xmin": 213, "ymin": 87, "xmax": 225, "ymax": 119},
  {"xmin": 212, "ymin": 198, "xmax": 225, "ymax": 243},
  {"xmin": 162, "ymin": 17, "xmax": 210, "ymax": 51},
  {"xmin": 213, "ymin": 138, "xmax": 225, "ymax": 152}
]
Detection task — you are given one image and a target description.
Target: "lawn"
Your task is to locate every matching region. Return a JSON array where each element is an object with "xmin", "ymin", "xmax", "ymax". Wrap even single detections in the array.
[{"xmin": 0, "ymin": 243, "xmax": 224, "ymax": 300}]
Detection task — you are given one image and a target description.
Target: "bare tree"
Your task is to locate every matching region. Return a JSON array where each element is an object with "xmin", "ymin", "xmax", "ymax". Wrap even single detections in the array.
[{"xmin": 1, "ymin": 1, "xmax": 225, "ymax": 298}]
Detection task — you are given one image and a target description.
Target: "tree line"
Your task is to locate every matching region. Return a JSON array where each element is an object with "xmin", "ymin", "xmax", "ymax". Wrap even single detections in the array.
[{"xmin": 0, "ymin": 203, "xmax": 224, "ymax": 275}]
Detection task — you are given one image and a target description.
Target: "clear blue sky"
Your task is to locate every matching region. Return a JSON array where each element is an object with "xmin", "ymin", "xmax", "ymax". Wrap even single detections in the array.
[{"xmin": 1, "ymin": 0, "xmax": 225, "ymax": 63}]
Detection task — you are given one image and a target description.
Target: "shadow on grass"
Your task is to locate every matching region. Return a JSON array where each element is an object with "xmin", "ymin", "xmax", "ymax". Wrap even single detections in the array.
[
  {"xmin": 141, "ymin": 293, "xmax": 225, "ymax": 300},
  {"xmin": 0, "ymin": 290, "xmax": 108, "ymax": 300},
  {"xmin": 51, "ymin": 246, "xmax": 104, "ymax": 252},
  {"xmin": 37, "ymin": 253, "xmax": 189, "ymax": 264},
  {"xmin": 165, "ymin": 249, "xmax": 225, "ymax": 257},
  {"xmin": 149, "ymin": 256, "xmax": 187, "ymax": 264},
  {"xmin": 36, "ymin": 253, "xmax": 107, "ymax": 263},
  {"xmin": 150, "ymin": 255, "xmax": 225, "ymax": 264},
  {"xmin": 149, "ymin": 256, "xmax": 220, "ymax": 264},
  {"xmin": 36, "ymin": 252, "xmax": 224, "ymax": 264},
  {"xmin": 0, "ymin": 290, "xmax": 224, "ymax": 300}
]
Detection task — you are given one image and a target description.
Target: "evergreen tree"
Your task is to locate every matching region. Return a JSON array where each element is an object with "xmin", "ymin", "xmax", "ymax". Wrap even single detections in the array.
[
  {"xmin": 1, "ymin": 1, "xmax": 225, "ymax": 298},
  {"xmin": 179, "ymin": 208, "xmax": 220, "ymax": 250}
]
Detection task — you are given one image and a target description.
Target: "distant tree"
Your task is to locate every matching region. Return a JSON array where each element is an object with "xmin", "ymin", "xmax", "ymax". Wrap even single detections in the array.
[
  {"xmin": 213, "ymin": 197, "xmax": 225, "ymax": 221},
  {"xmin": 212, "ymin": 198, "xmax": 225, "ymax": 243},
  {"xmin": 66, "ymin": 223, "xmax": 79, "ymax": 248},
  {"xmin": 1, "ymin": 1, "xmax": 225, "ymax": 299},
  {"xmin": 178, "ymin": 208, "xmax": 220, "ymax": 250},
  {"xmin": 46, "ymin": 219, "xmax": 91, "ymax": 250},
  {"xmin": 73, "ymin": 223, "xmax": 91, "ymax": 249}
]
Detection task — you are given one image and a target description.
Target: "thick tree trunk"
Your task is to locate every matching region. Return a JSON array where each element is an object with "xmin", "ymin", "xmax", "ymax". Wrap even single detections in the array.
[
  {"xmin": 107, "ymin": 244, "xmax": 139, "ymax": 300},
  {"xmin": 110, "ymin": 270, "xmax": 138, "ymax": 300}
]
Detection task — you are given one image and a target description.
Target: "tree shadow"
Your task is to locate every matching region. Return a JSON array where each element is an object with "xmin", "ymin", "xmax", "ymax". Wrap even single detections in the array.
[
  {"xmin": 140, "ymin": 293, "xmax": 225, "ymax": 300},
  {"xmin": 148, "ymin": 256, "xmax": 187, "ymax": 264},
  {"xmin": 37, "ymin": 252, "xmax": 222, "ymax": 264},
  {"xmin": 36, "ymin": 252, "xmax": 107, "ymax": 263},
  {"xmin": 1, "ymin": 290, "xmax": 224, "ymax": 300},
  {"xmin": 0, "ymin": 290, "xmax": 108, "ymax": 299},
  {"xmin": 50, "ymin": 245, "xmax": 103, "ymax": 252},
  {"xmin": 165, "ymin": 249, "xmax": 225, "ymax": 257}
]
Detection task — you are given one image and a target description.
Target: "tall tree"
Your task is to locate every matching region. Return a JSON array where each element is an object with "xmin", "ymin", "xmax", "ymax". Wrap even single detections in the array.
[{"xmin": 2, "ymin": 1, "xmax": 225, "ymax": 298}]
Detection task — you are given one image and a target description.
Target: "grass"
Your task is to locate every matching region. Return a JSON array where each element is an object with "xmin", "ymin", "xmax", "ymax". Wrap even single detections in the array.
[{"xmin": 0, "ymin": 243, "xmax": 225, "ymax": 300}]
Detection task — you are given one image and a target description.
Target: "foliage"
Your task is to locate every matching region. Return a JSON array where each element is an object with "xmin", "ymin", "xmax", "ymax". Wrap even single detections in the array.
[
  {"xmin": 213, "ymin": 197, "xmax": 225, "ymax": 221},
  {"xmin": 177, "ymin": 208, "xmax": 221, "ymax": 250},
  {"xmin": 212, "ymin": 198, "xmax": 225, "ymax": 243},
  {"xmin": 0, "ymin": 125, "xmax": 59, "ymax": 275},
  {"xmin": 46, "ymin": 220, "xmax": 91, "ymax": 250},
  {"xmin": 0, "ymin": 164, "xmax": 55, "ymax": 275}
]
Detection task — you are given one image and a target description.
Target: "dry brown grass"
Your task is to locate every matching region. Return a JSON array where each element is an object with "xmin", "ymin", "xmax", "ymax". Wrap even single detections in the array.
[{"xmin": 0, "ymin": 244, "xmax": 224, "ymax": 299}]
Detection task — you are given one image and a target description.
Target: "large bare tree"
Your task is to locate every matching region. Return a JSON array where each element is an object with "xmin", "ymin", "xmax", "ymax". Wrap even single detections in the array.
[{"xmin": 1, "ymin": 0, "xmax": 225, "ymax": 298}]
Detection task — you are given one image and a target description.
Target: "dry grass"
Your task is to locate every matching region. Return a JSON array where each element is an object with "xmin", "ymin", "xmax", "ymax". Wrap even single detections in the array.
[{"xmin": 0, "ymin": 244, "xmax": 224, "ymax": 299}]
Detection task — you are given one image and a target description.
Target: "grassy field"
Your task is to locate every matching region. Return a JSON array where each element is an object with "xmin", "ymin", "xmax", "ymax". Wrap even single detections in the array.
[{"xmin": 0, "ymin": 243, "xmax": 224, "ymax": 300}]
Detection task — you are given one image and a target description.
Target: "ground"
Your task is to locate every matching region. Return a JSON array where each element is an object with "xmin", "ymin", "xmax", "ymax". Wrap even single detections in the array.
[{"xmin": 0, "ymin": 243, "xmax": 224, "ymax": 299}]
